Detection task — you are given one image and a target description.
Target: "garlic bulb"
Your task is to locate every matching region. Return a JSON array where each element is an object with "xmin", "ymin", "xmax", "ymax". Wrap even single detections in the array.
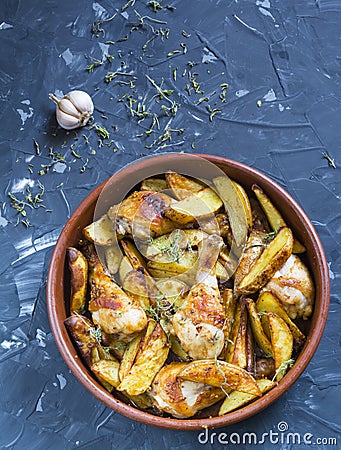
[{"xmin": 49, "ymin": 90, "xmax": 94, "ymax": 130}]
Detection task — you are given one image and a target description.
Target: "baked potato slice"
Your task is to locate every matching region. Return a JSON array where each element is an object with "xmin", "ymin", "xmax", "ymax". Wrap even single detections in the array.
[
  {"xmin": 165, "ymin": 171, "xmax": 204, "ymax": 200},
  {"xmin": 155, "ymin": 278, "xmax": 188, "ymax": 309},
  {"xmin": 147, "ymin": 250, "xmax": 198, "ymax": 275},
  {"xmin": 246, "ymin": 322, "xmax": 255, "ymax": 374},
  {"xmin": 250, "ymin": 197, "xmax": 270, "ymax": 232},
  {"xmin": 119, "ymin": 334, "xmax": 143, "ymax": 382},
  {"xmin": 139, "ymin": 319, "xmax": 157, "ymax": 354},
  {"xmin": 126, "ymin": 393, "xmax": 153, "ymax": 410},
  {"xmin": 178, "ymin": 360, "xmax": 261, "ymax": 396},
  {"xmin": 105, "ymin": 244, "xmax": 122, "ymax": 275},
  {"xmin": 122, "ymin": 270, "xmax": 150, "ymax": 309},
  {"xmin": 168, "ymin": 334, "xmax": 192, "ymax": 361},
  {"xmin": 231, "ymin": 301, "xmax": 248, "ymax": 369},
  {"xmin": 119, "ymin": 256, "xmax": 134, "ymax": 283},
  {"xmin": 165, "ymin": 187, "xmax": 223, "ymax": 224},
  {"xmin": 232, "ymin": 181, "xmax": 253, "ymax": 229},
  {"xmin": 225, "ymin": 299, "xmax": 242, "ymax": 363},
  {"xmin": 140, "ymin": 177, "xmax": 167, "ymax": 192},
  {"xmin": 147, "ymin": 229, "xmax": 206, "ymax": 258},
  {"xmin": 121, "ymin": 239, "xmax": 147, "ymax": 271},
  {"xmin": 219, "ymin": 378, "xmax": 276, "ymax": 415},
  {"xmin": 91, "ymin": 359, "xmax": 120, "ymax": 387},
  {"xmin": 213, "ymin": 176, "xmax": 248, "ymax": 247},
  {"xmin": 220, "ymin": 289, "xmax": 236, "ymax": 360},
  {"xmin": 117, "ymin": 323, "xmax": 169, "ymax": 396},
  {"xmin": 252, "ymin": 184, "xmax": 305, "ymax": 254},
  {"xmin": 256, "ymin": 291, "xmax": 305, "ymax": 345},
  {"xmin": 83, "ymin": 214, "xmax": 116, "ymax": 246},
  {"xmin": 67, "ymin": 247, "xmax": 88, "ymax": 313},
  {"xmin": 267, "ymin": 313, "xmax": 294, "ymax": 381},
  {"xmin": 236, "ymin": 227, "xmax": 294, "ymax": 295},
  {"xmin": 245, "ymin": 298, "xmax": 273, "ymax": 357}
]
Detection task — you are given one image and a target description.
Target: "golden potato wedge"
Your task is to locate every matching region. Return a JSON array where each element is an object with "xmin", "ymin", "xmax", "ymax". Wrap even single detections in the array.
[
  {"xmin": 250, "ymin": 197, "xmax": 270, "ymax": 232},
  {"xmin": 245, "ymin": 298, "xmax": 273, "ymax": 357},
  {"xmin": 219, "ymin": 378, "xmax": 276, "ymax": 415},
  {"xmin": 83, "ymin": 214, "xmax": 116, "ymax": 246},
  {"xmin": 119, "ymin": 334, "xmax": 142, "ymax": 382},
  {"xmin": 165, "ymin": 187, "xmax": 223, "ymax": 224},
  {"xmin": 246, "ymin": 322, "xmax": 255, "ymax": 374},
  {"xmin": 119, "ymin": 256, "xmax": 134, "ymax": 283},
  {"xmin": 231, "ymin": 302, "xmax": 248, "ymax": 369},
  {"xmin": 256, "ymin": 291, "xmax": 305, "ymax": 345},
  {"xmin": 267, "ymin": 313, "xmax": 294, "ymax": 381},
  {"xmin": 165, "ymin": 171, "xmax": 204, "ymax": 200},
  {"xmin": 105, "ymin": 244, "xmax": 122, "ymax": 275},
  {"xmin": 225, "ymin": 299, "xmax": 242, "ymax": 363},
  {"xmin": 252, "ymin": 184, "xmax": 305, "ymax": 254},
  {"xmin": 216, "ymin": 260, "xmax": 229, "ymax": 280},
  {"xmin": 117, "ymin": 323, "xmax": 169, "ymax": 396},
  {"xmin": 101, "ymin": 333, "xmax": 127, "ymax": 360},
  {"xmin": 67, "ymin": 247, "xmax": 88, "ymax": 314},
  {"xmin": 147, "ymin": 250, "xmax": 198, "ymax": 275},
  {"xmin": 219, "ymin": 289, "xmax": 235, "ymax": 360},
  {"xmin": 168, "ymin": 334, "xmax": 191, "ymax": 361},
  {"xmin": 147, "ymin": 229, "xmax": 206, "ymax": 258},
  {"xmin": 121, "ymin": 239, "xmax": 147, "ymax": 271},
  {"xmin": 91, "ymin": 359, "xmax": 120, "ymax": 387},
  {"xmin": 122, "ymin": 270, "xmax": 150, "ymax": 309},
  {"xmin": 151, "ymin": 362, "xmax": 224, "ymax": 418},
  {"xmin": 126, "ymin": 393, "xmax": 153, "ymax": 409},
  {"xmin": 219, "ymin": 247, "xmax": 239, "ymax": 279},
  {"xmin": 202, "ymin": 213, "xmax": 233, "ymax": 244},
  {"xmin": 213, "ymin": 176, "xmax": 248, "ymax": 247},
  {"xmin": 178, "ymin": 359, "xmax": 261, "ymax": 396},
  {"xmin": 140, "ymin": 177, "xmax": 167, "ymax": 192},
  {"xmin": 139, "ymin": 319, "xmax": 157, "ymax": 354},
  {"xmin": 236, "ymin": 227, "xmax": 294, "ymax": 295},
  {"xmin": 155, "ymin": 278, "xmax": 188, "ymax": 309},
  {"xmin": 232, "ymin": 181, "xmax": 253, "ymax": 229},
  {"xmin": 234, "ymin": 231, "xmax": 266, "ymax": 291}
]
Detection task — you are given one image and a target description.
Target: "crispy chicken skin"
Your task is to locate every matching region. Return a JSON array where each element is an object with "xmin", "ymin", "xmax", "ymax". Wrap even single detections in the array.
[
  {"xmin": 171, "ymin": 235, "xmax": 226, "ymax": 360},
  {"xmin": 107, "ymin": 190, "xmax": 177, "ymax": 239},
  {"xmin": 262, "ymin": 254, "xmax": 314, "ymax": 320},
  {"xmin": 84, "ymin": 243, "xmax": 148, "ymax": 339},
  {"xmin": 150, "ymin": 362, "xmax": 224, "ymax": 418}
]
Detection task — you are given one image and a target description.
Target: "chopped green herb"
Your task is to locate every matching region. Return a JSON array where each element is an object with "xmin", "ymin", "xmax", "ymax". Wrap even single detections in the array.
[
  {"xmin": 95, "ymin": 124, "xmax": 110, "ymax": 140},
  {"xmin": 148, "ymin": 0, "xmax": 163, "ymax": 12},
  {"xmin": 322, "ymin": 151, "xmax": 336, "ymax": 169},
  {"xmin": 180, "ymin": 42, "xmax": 187, "ymax": 54},
  {"xmin": 121, "ymin": 0, "xmax": 136, "ymax": 12},
  {"xmin": 167, "ymin": 50, "xmax": 181, "ymax": 57}
]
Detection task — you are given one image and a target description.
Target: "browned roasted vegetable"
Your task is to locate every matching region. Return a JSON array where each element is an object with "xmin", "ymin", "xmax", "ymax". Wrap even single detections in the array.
[
  {"xmin": 105, "ymin": 244, "xmax": 122, "ymax": 275},
  {"xmin": 246, "ymin": 323, "xmax": 255, "ymax": 374},
  {"xmin": 146, "ymin": 229, "xmax": 206, "ymax": 258},
  {"xmin": 267, "ymin": 313, "xmax": 294, "ymax": 381},
  {"xmin": 67, "ymin": 247, "xmax": 88, "ymax": 313},
  {"xmin": 232, "ymin": 181, "xmax": 253, "ymax": 230},
  {"xmin": 122, "ymin": 270, "xmax": 150, "ymax": 309},
  {"xmin": 119, "ymin": 334, "xmax": 143, "ymax": 382},
  {"xmin": 151, "ymin": 362, "xmax": 224, "ymax": 418},
  {"xmin": 252, "ymin": 184, "xmax": 305, "ymax": 253},
  {"xmin": 218, "ymin": 378, "xmax": 276, "ymax": 415},
  {"xmin": 165, "ymin": 171, "xmax": 204, "ymax": 200},
  {"xmin": 120, "ymin": 239, "xmax": 147, "ymax": 271},
  {"xmin": 141, "ymin": 177, "xmax": 167, "ymax": 192},
  {"xmin": 213, "ymin": 176, "xmax": 249, "ymax": 247},
  {"xmin": 83, "ymin": 214, "xmax": 116, "ymax": 246},
  {"xmin": 256, "ymin": 291, "xmax": 305, "ymax": 345},
  {"xmin": 225, "ymin": 299, "xmax": 242, "ymax": 363},
  {"xmin": 236, "ymin": 227, "xmax": 294, "ymax": 295},
  {"xmin": 91, "ymin": 360, "xmax": 120, "ymax": 387},
  {"xmin": 244, "ymin": 297, "xmax": 273, "ymax": 357},
  {"xmin": 255, "ymin": 357, "xmax": 275, "ymax": 379},
  {"xmin": 178, "ymin": 360, "xmax": 261, "ymax": 396},
  {"xmin": 117, "ymin": 323, "xmax": 169, "ymax": 396},
  {"xmin": 165, "ymin": 187, "xmax": 223, "ymax": 224},
  {"xmin": 231, "ymin": 301, "xmax": 248, "ymax": 369}
]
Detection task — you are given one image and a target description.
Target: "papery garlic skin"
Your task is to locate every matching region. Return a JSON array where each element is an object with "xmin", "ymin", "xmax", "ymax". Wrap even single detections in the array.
[{"xmin": 49, "ymin": 90, "xmax": 94, "ymax": 130}]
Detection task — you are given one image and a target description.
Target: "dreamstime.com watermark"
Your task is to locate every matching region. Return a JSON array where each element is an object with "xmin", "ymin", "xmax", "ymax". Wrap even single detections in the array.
[{"xmin": 197, "ymin": 421, "xmax": 338, "ymax": 446}]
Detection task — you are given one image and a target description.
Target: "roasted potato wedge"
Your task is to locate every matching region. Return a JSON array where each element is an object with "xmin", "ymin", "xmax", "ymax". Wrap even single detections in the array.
[
  {"xmin": 147, "ymin": 250, "xmax": 198, "ymax": 275},
  {"xmin": 246, "ymin": 323, "xmax": 255, "ymax": 374},
  {"xmin": 234, "ymin": 231, "xmax": 266, "ymax": 291},
  {"xmin": 166, "ymin": 171, "xmax": 204, "ymax": 200},
  {"xmin": 245, "ymin": 298, "xmax": 273, "ymax": 357},
  {"xmin": 165, "ymin": 187, "xmax": 223, "ymax": 224},
  {"xmin": 119, "ymin": 334, "xmax": 143, "ymax": 382},
  {"xmin": 267, "ymin": 313, "xmax": 294, "ymax": 381},
  {"xmin": 220, "ymin": 289, "xmax": 236, "ymax": 360},
  {"xmin": 91, "ymin": 360, "xmax": 120, "ymax": 387},
  {"xmin": 250, "ymin": 197, "xmax": 270, "ymax": 232},
  {"xmin": 213, "ymin": 176, "xmax": 248, "ymax": 247},
  {"xmin": 225, "ymin": 299, "xmax": 242, "ymax": 363},
  {"xmin": 231, "ymin": 302, "xmax": 248, "ymax": 369},
  {"xmin": 105, "ymin": 244, "xmax": 122, "ymax": 275},
  {"xmin": 122, "ymin": 270, "xmax": 150, "ymax": 309},
  {"xmin": 121, "ymin": 239, "xmax": 147, "ymax": 271},
  {"xmin": 202, "ymin": 213, "xmax": 233, "ymax": 244},
  {"xmin": 155, "ymin": 278, "xmax": 187, "ymax": 309},
  {"xmin": 151, "ymin": 362, "xmax": 224, "ymax": 418},
  {"xmin": 252, "ymin": 184, "xmax": 305, "ymax": 254},
  {"xmin": 168, "ymin": 334, "xmax": 191, "ymax": 361},
  {"xmin": 256, "ymin": 291, "xmax": 305, "ymax": 345},
  {"xmin": 67, "ymin": 247, "xmax": 88, "ymax": 313},
  {"xmin": 219, "ymin": 378, "xmax": 276, "ymax": 415},
  {"xmin": 126, "ymin": 393, "xmax": 153, "ymax": 409},
  {"xmin": 178, "ymin": 359, "xmax": 261, "ymax": 396},
  {"xmin": 119, "ymin": 256, "xmax": 134, "ymax": 283},
  {"xmin": 83, "ymin": 214, "xmax": 116, "ymax": 246},
  {"xmin": 147, "ymin": 229, "xmax": 206, "ymax": 258},
  {"xmin": 232, "ymin": 181, "xmax": 253, "ymax": 229},
  {"xmin": 141, "ymin": 177, "xmax": 167, "ymax": 192},
  {"xmin": 236, "ymin": 227, "xmax": 294, "ymax": 295},
  {"xmin": 117, "ymin": 323, "xmax": 169, "ymax": 396}
]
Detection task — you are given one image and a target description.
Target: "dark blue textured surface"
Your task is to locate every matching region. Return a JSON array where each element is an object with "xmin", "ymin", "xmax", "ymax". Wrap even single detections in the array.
[{"xmin": 0, "ymin": 1, "xmax": 340, "ymax": 448}]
